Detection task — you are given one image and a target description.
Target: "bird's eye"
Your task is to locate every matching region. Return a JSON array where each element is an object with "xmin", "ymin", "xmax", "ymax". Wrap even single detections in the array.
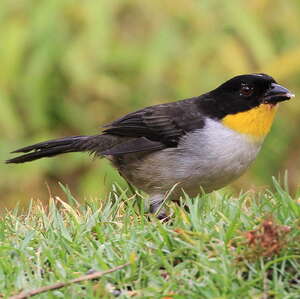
[{"xmin": 240, "ymin": 84, "xmax": 254, "ymax": 97}]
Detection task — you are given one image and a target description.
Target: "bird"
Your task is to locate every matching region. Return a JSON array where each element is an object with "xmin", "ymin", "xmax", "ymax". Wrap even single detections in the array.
[{"xmin": 6, "ymin": 73, "xmax": 294, "ymax": 219}]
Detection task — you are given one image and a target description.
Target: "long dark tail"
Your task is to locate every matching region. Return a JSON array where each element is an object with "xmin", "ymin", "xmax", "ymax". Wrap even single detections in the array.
[{"xmin": 6, "ymin": 134, "xmax": 119, "ymax": 164}]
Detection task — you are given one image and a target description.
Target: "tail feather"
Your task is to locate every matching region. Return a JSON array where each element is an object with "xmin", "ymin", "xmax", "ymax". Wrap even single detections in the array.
[
  {"xmin": 6, "ymin": 135, "xmax": 115, "ymax": 164},
  {"xmin": 11, "ymin": 136, "xmax": 85, "ymax": 154},
  {"xmin": 6, "ymin": 134, "xmax": 162, "ymax": 164},
  {"xmin": 7, "ymin": 145, "xmax": 78, "ymax": 163}
]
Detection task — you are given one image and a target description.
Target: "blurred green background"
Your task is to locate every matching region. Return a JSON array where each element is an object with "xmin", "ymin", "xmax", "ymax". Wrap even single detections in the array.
[{"xmin": 1, "ymin": 0, "xmax": 300, "ymax": 205}]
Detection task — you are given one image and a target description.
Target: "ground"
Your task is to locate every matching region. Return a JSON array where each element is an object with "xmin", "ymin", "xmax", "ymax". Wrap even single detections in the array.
[{"xmin": 1, "ymin": 180, "xmax": 300, "ymax": 298}]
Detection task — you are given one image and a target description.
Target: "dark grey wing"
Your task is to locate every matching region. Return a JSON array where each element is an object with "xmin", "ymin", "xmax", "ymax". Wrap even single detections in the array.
[
  {"xmin": 101, "ymin": 137, "xmax": 165, "ymax": 155},
  {"xmin": 103, "ymin": 97, "xmax": 205, "ymax": 148},
  {"xmin": 6, "ymin": 96, "xmax": 209, "ymax": 162}
]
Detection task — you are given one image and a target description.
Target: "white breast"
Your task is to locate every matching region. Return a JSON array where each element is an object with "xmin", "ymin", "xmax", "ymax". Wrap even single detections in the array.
[
  {"xmin": 161, "ymin": 118, "xmax": 263, "ymax": 193},
  {"xmin": 116, "ymin": 118, "xmax": 263, "ymax": 196}
]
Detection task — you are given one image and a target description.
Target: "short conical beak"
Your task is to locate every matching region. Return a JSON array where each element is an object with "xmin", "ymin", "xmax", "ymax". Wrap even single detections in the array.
[{"xmin": 263, "ymin": 83, "xmax": 295, "ymax": 104}]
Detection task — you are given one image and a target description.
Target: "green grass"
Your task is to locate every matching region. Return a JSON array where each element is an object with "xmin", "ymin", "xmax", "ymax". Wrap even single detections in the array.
[{"xmin": 1, "ymin": 180, "xmax": 300, "ymax": 298}]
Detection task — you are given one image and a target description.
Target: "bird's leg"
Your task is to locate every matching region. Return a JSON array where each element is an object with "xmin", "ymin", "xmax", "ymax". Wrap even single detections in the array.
[{"xmin": 149, "ymin": 194, "xmax": 168, "ymax": 220}]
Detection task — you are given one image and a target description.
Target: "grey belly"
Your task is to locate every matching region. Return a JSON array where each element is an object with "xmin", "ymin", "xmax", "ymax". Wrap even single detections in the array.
[{"xmin": 111, "ymin": 119, "xmax": 262, "ymax": 197}]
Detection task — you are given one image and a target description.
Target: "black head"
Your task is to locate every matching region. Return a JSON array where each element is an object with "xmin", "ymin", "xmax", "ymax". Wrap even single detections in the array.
[{"xmin": 206, "ymin": 73, "xmax": 294, "ymax": 117}]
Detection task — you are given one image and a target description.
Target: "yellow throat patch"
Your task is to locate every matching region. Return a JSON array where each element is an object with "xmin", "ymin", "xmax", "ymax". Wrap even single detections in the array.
[{"xmin": 222, "ymin": 104, "xmax": 278, "ymax": 140}]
